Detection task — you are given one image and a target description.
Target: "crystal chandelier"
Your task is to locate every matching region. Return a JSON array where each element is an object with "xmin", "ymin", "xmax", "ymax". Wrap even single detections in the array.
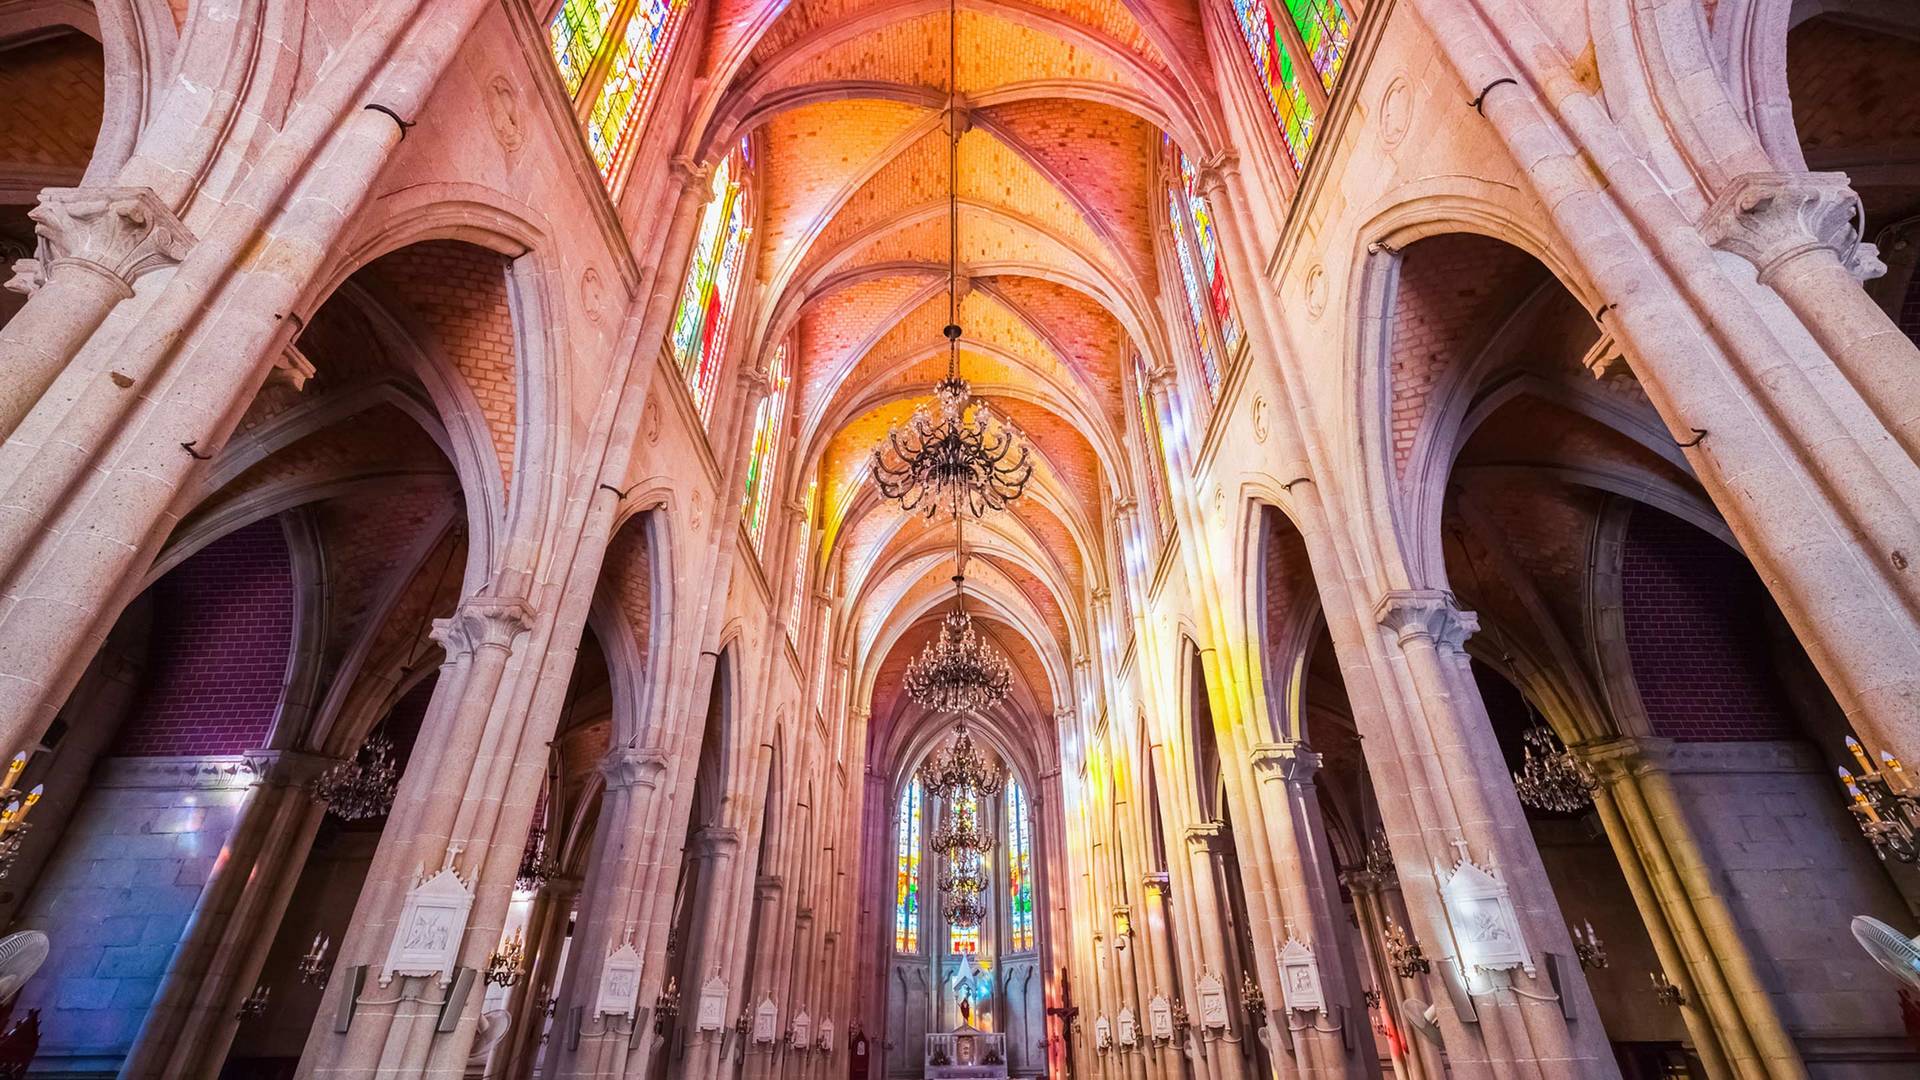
[
  {"xmin": 917, "ymin": 719, "xmax": 1006, "ymax": 799},
  {"xmin": 942, "ymin": 883, "xmax": 988, "ymax": 928},
  {"xmin": 1511, "ymin": 723, "xmax": 1599, "ymax": 813},
  {"xmin": 905, "ymin": 517, "xmax": 1015, "ymax": 715},
  {"xmin": 311, "ymin": 729, "xmax": 400, "ymax": 821},
  {"xmin": 516, "ymin": 824, "xmax": 560, "ymax": 892},
  {"xmin": 869, "ymin": 0, "xmax": 1031, "ymax": 519}
]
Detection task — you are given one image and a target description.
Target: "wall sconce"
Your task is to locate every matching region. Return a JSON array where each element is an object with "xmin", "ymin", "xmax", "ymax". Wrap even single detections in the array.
[
  {"xmin": 484, "ymin": 928, "xmax": 525, "ymax": 987},
  {"xmin": 1648, "ymin": 971, "xmax": 1686, "ymax": 1007},
  {"xmin": 235, "ymin": 984, "xmax": 271, "ymax": 1021},
  {"xmin": 1571, "ymin": 922, "xmax": 1607, "ymax": 971},
  {"xmin": 297, "ymin": 932, "xmax": 333, "ymax": 986}
]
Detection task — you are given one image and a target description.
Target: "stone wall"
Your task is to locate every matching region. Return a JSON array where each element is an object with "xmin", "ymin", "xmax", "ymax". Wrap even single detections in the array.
[{"xmin": 11, "ymin": 756, "xmax": 257, "ymax": 1077}]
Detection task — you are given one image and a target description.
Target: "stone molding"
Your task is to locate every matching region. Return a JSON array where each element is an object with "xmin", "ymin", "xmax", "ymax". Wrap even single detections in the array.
[
  {"xmin": 244, "ymin": 748, "xmax": 342, "ymax": 787},
  {"xmin": 693, "ymin": 825, "xmax": 742, "ymax": 855},
  {"xmin": 430, "ymin": 595, "xmax": 535, "ymax": 657},
  {"xmin": 1703, "ymin": 171, "xmax": 1886, "ymax": 283},
  {"xmin": 1576, "ymin": 735, "xmax": 1827, "ymax": 781},
  {"xmin": 1141, "ymin": 871, "xmax": 1171, "ymax": 897},
  {"xmin": 1183, "ymin": 821, "xmax": 1227, "ymax": 851},
  {"xmin": 1373, "ymin": 589, "xmax": 1477, "ymax": 649},
  {"xmin": 1250, "ymin": 740, "xmax": 1320, "ymax": 784},
  {"xmin": 1581, "ymin": 331, "xmax": 1629, "ymax": 380},
  {"xmin": 1191, "ymin": 150, "xmax": 1240, "ymax": 197},
  {"xmin": 269, "ymin": 345, "xmax": 318, "ymax": 392},
  {"xmin": 670, "ymin": 155, "xmax": 713, "ymax": 196},
  {"xmin": 601, "ymin": 747, "xmax": 670, "ymax": 790},
  {"xmin": 5, "ymin": 186, "xmax": 194, "ymax": 298},
  {"xmin": 94, "ymin": 754, "xmax": 267, "ymax": 791},
  {"xmin": 756, "ymin": 873, "xmax": 784, "ymax": 900}
]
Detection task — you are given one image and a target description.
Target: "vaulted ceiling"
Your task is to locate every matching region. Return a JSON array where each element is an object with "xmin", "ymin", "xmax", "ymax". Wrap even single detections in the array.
[{"xmin": 689, "ymin": 0, "xmax": 1227, "ymax": 769}]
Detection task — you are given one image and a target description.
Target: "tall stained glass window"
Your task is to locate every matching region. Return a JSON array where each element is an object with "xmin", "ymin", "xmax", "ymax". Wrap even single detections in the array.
[
  {"xmin": 1007, "ymin": 777, "xmax": 1035, "ymax": 951},
  {"xmin": 1228, "ymin": 0, "xmax": 1317, "ymax": 167},
  {"xmin": 1131, "ymin": 349, "xmax": 1176, "ymax": 540},
  {"xmin": 546, "ymin": 0, "xmax": 690, "ymax": 183},
  {"xmin": 1283, "ymin": 0, "xmax": 1353, "ymax": 91},
  {"xmin": 788, "ymin": 479, "xmax": 816, "ymax": 640},
  {"xmin": 1167, "ymin": 187, "xmax": 1223, "ymax": 397},
  {"xmin": 669, "ymin": 143, "xmax": 753, "ymax": 423},
  {"xmin": 895, "ymin": 779, "xmax": 925, "ymax": 953},
  {"xmin": 742, "ymin": 344, "xmax": 790, "ymax": 551},
  {"xmin": 1176, "ymin": 152, "xmax": 1243, "ymax": 358}
]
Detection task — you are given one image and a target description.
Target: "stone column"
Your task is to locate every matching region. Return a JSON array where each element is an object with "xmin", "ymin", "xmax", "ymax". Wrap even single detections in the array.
[
  {"xmin": 120, "ymin": 750, "xmax": 333, "ymax": 1080},
  {"xmin": 547, "ymin": 747, "xmax": 671, "ymax": 1080},
  {"xmin": 1371, "ymin": 590, "xmax": 1618, "ymax": 1080},
  {"xmin": 1181, "ymin": 823, "xmax": 1251, "ymax": 1080},
  {"xmin": 1246, "ymin": 742, "xmax": 1379, "ymax": 1080},
  {"xmin": 0, "ymin": 187, "xmax": 193, "ymax": 438},
  {"xmin": 1341, "ymin": 870, "xmax": 1439, "ymax": 1080},
  {"xmin": 1136, "ymin": 873, "xmax": 1184, "ymax": 1076},
  {"xmin": 1702, "ymin": 172, "xmax": 1920, "ymax": 462},
  {"xmin": 496, "ymin": 876, "xmax": 578, "ymax": 1080},
  {"xmin": 1579, "ymin": 738, "xmax": 1806, "ymax": 1080},
  {"xmin": 679, "ymin": 825, "xmax": 747, "ymax": 1076},
  {"xmin": 297, "ymin": 597, "xmax": 537, "ymax": 1079}
]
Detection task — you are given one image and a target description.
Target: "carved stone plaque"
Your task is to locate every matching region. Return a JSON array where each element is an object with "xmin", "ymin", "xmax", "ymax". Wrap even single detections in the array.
[
  {"xmin": 1149, "ymin": 994, "xmax": 1173, "ymax": 1041},
  {"xmin": 1116, "ymin": 1006, "xmax": 1137, "ymax": 1046},
  {"xmin": 1443, "ymin": 853, "xmax": 1531, "ymax": 974},
  {"xmin": 1195, "ymin": 972, "xmax": 1229, "ymax": 1030},
  {"xmin": 696, "ymin": 973, "xmax": 728, "ymax": 1031},
  {"xmin": 597, "ymin": 940, "xmax": 642, "ymax": 1017},
  {"xmin": 381, "ymin": 858, "xmax": 474, "ymax": 986},
  {"xmin": 1094, "ymin": 1015, "xmax": 1112, "ymax": 1049},
  {"xmin": 753, "ymin": 995, "xmax": 778, "ymax": 1043},
  {"xmin": 791, "ymin": 1006, "xmax": 811, "ymax": 1048},
  {"xmin": 1277, "ymin": 937, "xmax": 1325, "ymax": 1013},
  {"xmin": 818, "ymin": 1016, "xmax": 835, "ymax": 1052}
]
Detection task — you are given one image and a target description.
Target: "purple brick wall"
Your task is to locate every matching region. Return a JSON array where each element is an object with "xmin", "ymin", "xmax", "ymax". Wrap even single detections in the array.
[
  {"xmin": 1620, "ymin": 507, "xmax": 1792, "ymax": 741},
  {"xmin": 112, "ymin": 519, "xmax": 295, "ymax": 757},
  {"xmin": 1901, "ymin": 269, "xmax": 1920, "ymax": 348}
]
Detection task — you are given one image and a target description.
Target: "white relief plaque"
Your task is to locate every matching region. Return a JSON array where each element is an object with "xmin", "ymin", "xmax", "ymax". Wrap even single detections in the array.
[
  {"xmin": 596, "ymin": 939, "xmax": 643, "ymax": 1018},
  {"xmin": 381, "ymin": 852, "xmax": 474, "ymax": 986},
  {"xmin": 696, "ymin": 973, "xmax": 729, "ymax": 1031},
  {"xmin": 1277, "ymin": 937, "xmax": 1325, "ymax": 1013},
  {"xmin": 1148, "ymin": 994, "xmax": 1174, "ymax": 1041},
  {"xmin": 791, "ymin": 1006, "xmax": 812, "ymax": 1048},
  {"xmin": 1195, "ymin": 972, "xmax": 1229, "ymax": 1030},
  {"xmin": 1116, "ymin": 1007, "xmax": 1137, "ymax": 1046},
  {"xmin": 1094, "ymin": 1015, "xmax": 1112, "ymax": 1050},
  {"xmin": 818, "ymin": 1017, "xmax": 835, "ymax": 1052},
  {"xmin": 1442, "ymin": 851, "xmax": 1532, "ymax": 974},
  {"xmin": 753, "ymin": 995, "xmax": 779, "ymax": 1043}
]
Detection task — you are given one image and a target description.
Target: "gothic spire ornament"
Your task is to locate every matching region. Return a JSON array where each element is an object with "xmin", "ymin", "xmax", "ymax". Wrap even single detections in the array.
[{"xmin": 869, "ymin": 0, "xmax": 1030, "ymax": 519}]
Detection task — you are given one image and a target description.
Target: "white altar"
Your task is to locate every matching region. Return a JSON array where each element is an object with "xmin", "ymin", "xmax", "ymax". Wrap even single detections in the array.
[{"xmin": 924, "ymin": 1024, "xmax": 1008, "ymax": 1078}]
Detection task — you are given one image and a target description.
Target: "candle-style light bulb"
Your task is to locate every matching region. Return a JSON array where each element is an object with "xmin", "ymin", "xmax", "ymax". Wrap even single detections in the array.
[
  {"xmin": 16, "ymin": 785, "xmax": 43, "ymax": 824},
  {"xmin": 1882, "ymin": 751, "xmax": 1911, "ymax": 792},
  {"xmin": 1847, "ymin": 736, "xmax": 1876, "ymax": 775},
  {"xmin": 2, "ymin": 753, "xmax": 25, "ymax": 791}
]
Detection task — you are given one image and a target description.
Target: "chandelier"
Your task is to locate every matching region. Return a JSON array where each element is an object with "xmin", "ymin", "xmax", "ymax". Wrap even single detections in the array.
[
  {"xmin": 1837, "ymin": 734, "xmax": 1920, "ymax": 862},
  {"xmin": 869, "ymin": 0, "xmax": 1031, "ymax": 520},
  {"xmin": 311, "ymin": 729, "xmax": 400, "ymax": 821},
  {"xmin": 1511, "ymin": 723, "xmax": 1599, "ymax": 813},
  {"xmin": 942, "ymin": 882, "xmax": 988, "ymax": 928},
  {"xmin": 917, "ymin": 719, "xmax": 1006, "ymax": 799},
  {"xmin": 905, "ymin": 513, "xmax": 1015, "ymax": 714}
]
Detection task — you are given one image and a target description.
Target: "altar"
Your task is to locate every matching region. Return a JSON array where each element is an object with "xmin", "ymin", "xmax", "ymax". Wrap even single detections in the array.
[{"xmin": 924, "ymin": 1024, "xmax": 1008, "ymax": 1079}]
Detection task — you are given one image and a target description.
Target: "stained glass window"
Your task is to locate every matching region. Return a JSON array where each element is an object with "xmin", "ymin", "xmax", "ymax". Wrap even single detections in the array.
[
  {"xmin": 1228, "ymin": 0, "xmax": 1316, "ymax": 167},
  {"xmin": 788, "ymin": 479, "xmax": 816, "ymax": 639},
  {"xmin": 1177, "ymin": 153, "xmax": 1243, "ymax": 357},
  {"xmin": 895, "ymin": 779, "xmax": 925, "ymax": 953},
  {"xmin": 743, "ymin": 344, "xmax": 790, "ymax": 551},
  {"xmin": 547, "ymin": 0, "xmax": 617, "ymax": 97},
  {"xmin": 547, "ymin": 0, "xmax": 689, "ymax": 183},
  {"xmin": 1168, "ymin": 187, "xmax": 1223, "ymax": 397},
  {"xmin": 949, "ymin": 792, "xmax": 982, "ymax": 955},
  {"xmin": 669, "ymin": 144, "xmax": 753, "ymax": 423},
  {"xmin": 1007, "ymin": 778, "xmax": 1035, "ymax": 951},
  {"xmin": 1131, "ymin": 349, "xmax": 1175, "ymax": 540},
  {"xmin": 1283, "ymin": 0, "xmax": 1353, "ymax": 91}
]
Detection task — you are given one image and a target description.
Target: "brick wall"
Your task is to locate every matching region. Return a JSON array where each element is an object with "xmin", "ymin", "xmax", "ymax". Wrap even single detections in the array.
[
  {"xmin": 1901, "ymin": 269, "xmax": 1920, "ymax": 348},
  {"xmin": 1620, "ymin": 506, "xmax": 1792, "ymax": 741},
  {"xmin": 0, "ymin": 31, "xmax": 104, "ymax": 172},
  {"xmin": 112, "ymin": 519, "xmax": 295, "ymax": 757}
]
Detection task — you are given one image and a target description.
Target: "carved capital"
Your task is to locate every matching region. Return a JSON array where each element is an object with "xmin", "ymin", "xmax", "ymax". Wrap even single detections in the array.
[
  {"xmin": 737, "ymin": 365, "xmax": 774, "ymax": 398},
  {"xmin": 270, "ymin": 345, "xmax": 318, "ymax": 392},
  {"xmin": 9, "ymin": 186, "xmax": 194, "ymax": 299},
  {"xmin": 693, "ymin": 826, "xmax": 742, "ymax": 856},
  {"xmin": 1703, "ymin": 171, "xmax": 1885, "ymax": 283},
  {"xmin": 1250, "ymin": 741, "xmax": 1320, "ymax": 785},
  {"xmin": 1183, "ymin": 822, "xmax": 1227, "ymax": 851},
  {"xmin": 246, "ymin": 749, "xmax": 342, "ymax": 788},
  {"xmin": 1374, "ymin": 589, "xmax": 1477, "ymax": 650},
  {"xmin": 670, "ymin": 155, "xmax": 713, "ymax": 196},
  {"xmin": 1337, "ymin": 868, "xmax": 1383, "ymax": 896},
  {"xmin": 756, "ymin": 874, "xmax": 785, "ymax": 900},
  {"xmin": 602, "ymin": 748, "xmax": 670, "ymax": 790},
  {"xmin": 1141, "ymin": 871, "xmax": 1172, "ymax": 898},
  {"xmin": 1573, "ymin": 735, "xmax": 1672, "ymax": 786},
  {"xmin": 1192, "ymin": 151, "xmax": 1240, "ymax": 197},
  {"xmin": 1581, "ymin": 332, "xmax": 1629, "ymax": 380},
  {"xmin": 431, "ymin": 596, "xmax": 534, "ymax": 657}
]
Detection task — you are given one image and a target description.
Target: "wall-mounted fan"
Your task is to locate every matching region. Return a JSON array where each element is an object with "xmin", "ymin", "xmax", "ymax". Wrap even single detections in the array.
[
  {"xmin": 1399, "ymin": 999, "xmax": 1444, "ymax": 1047},
  {"xmin": 468, "ymin": 1009, "xmax": 512, "ymax": 1067},
  {"xmin": 1852, "ymin": 916, "xmax": 1920, "ymax": 990},
  {"xmin": 0, "ymin": 931, "xmax": 47, "ymax": 1006}
]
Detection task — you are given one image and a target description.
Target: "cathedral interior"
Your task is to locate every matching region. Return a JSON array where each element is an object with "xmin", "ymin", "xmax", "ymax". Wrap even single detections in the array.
[{"xmin": 0, "ymin": 0, "xmax": 1917, "ymax": 1077}]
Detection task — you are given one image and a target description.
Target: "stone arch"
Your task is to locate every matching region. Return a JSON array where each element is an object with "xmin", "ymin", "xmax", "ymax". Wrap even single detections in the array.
[{"xmin": 589, "ymin": 507, "xmax": 671, "ymax": 748}]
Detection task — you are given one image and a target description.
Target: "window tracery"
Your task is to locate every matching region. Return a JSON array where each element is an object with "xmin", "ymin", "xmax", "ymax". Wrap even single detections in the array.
[
  {"xmin": 1007, "ymin": 777, "xmax": 1035, "ymax": 951},
  {"xmin": 668, "ymin": 142, "xmax": 753, "ymax": 423},
  {"xmin": 743, "ymin": 344, "xmax": 790, "ymax": 551},
  {"xmin": 1226, "ymin": 0, "xmax": 1354, "ymax": 167},
  {"xmin": 545, "ymin": 0, "xmax": 691, "ymax": 182},
  {"xmin": 895, "ymin": 778, "xmax": 925, "ymax": 953}
]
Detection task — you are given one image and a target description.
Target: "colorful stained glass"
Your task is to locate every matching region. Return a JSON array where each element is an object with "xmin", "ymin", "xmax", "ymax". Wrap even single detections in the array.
[
  {"xmin": 742, "ymin": 344, "xmax": 790, "ymax": 550},
  {"xmin": 788, "ymin": 479, "xmax": 816, "ymax": 639},
  {"xmin": 668, "ymin": 145, "xmax": 752, "ymax": 422},
  {"xmin": 547, "ymin": 0, "xmax": 617, "ymax": 98},
  {"xmin": 949, "ymin": 790, "xmax": 983, "ymax": 955},
  {"xmin": 1177, "ymin": 152, "xmax": 1243, "ymax": 357},
  {"xmin": 1007, "ymin": 778, "xmax": 1035, "ymax": 951},
  {"xmin": 1283, "ymin": 0, "xmax": 1353, "ymax": 91},
  {"xmin": 583, "ymin": 0, "xmax": 690, "ymax": 178},
  {"xmin": 1168, "ymin": 187, "xmax": 1223, "ymax": 396},
  {"xmin": 1132, "ymin": 349, "xmax": 1175, "ymax": 539},
  {"xmin": 1229, "ymin": 0, "xmax": 1317, "ymax": 167},
  {"xmin": 895, "ymin": 779, "xmax": 925, "ymax": 953}
]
